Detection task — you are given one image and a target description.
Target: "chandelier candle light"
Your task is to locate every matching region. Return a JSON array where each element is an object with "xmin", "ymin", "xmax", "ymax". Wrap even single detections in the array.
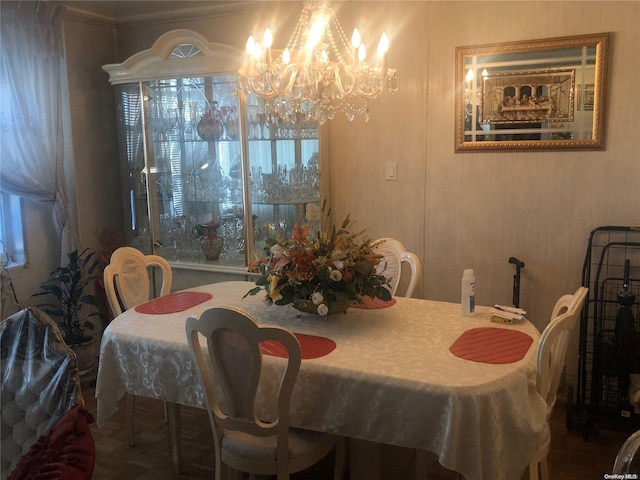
[{"xmin": 237, "ymin": 0, "xmax": 398, "ymax": 124}]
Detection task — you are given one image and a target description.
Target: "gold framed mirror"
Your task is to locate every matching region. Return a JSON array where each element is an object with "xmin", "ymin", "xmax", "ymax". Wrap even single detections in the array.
[{"xmin": 455, "ymin": 32, "xmax": 610, "ymax": 152}]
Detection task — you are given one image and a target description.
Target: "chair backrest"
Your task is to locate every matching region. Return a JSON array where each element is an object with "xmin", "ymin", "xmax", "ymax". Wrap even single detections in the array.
[
  {"xmin": 613, "ymin": 429, "xmax": 640, "ymax": 473},
  {"xmin": 0, "ymin": 307, "xmax": 83, "ymax": 474},
  {"xmin": 535, "ymin": 286, "xmax": 588, "ymax": 416},
  {"xmin": 103, "ymin": 246, "xmax": 172, "ymax": 316},
  {"xmin": 186, "ymin": 307, "xmax": 301, "ymax": 467},
  {"xmin": 374, "ymin": 238, "xmax": 421, "ymax": 297}
]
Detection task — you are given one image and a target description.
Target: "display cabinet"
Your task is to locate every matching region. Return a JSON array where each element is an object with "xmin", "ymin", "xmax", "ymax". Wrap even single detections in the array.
[{"xmin": 103, "ymin": 30, "xmax": 324, "ymax": 276}]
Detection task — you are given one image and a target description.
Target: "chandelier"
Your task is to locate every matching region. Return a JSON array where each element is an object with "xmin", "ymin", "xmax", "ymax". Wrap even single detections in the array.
[{"xmin": 236, "ymin": 0, "xmax": 397, "ymax": 124}]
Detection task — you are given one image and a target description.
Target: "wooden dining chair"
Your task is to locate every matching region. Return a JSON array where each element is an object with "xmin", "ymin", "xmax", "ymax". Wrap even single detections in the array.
[
  {"xmin": 374, "ymin": 238, "xmax": 421, "ymax": 297},
  {"xmin": 529, "ymin": 286, "xmax": 588, "ymax": 480},
  {"xmin": 103, "ymin": 246, "xmax": 173, "ymax": 446},
  {"xmin": 186, "ymin": 306, "xmax": 345, "ymax": 480}
]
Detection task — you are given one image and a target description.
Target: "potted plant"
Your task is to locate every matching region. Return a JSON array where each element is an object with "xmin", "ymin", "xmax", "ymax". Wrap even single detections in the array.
[{"xmin": 33, "ymin": 248, "xmax": 101, "ymax": 346}]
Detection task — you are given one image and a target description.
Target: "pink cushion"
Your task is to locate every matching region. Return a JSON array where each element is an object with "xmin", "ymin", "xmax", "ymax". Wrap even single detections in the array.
[{"xmin": 8, "ymin": 405, "xmax": 95, "ymax": 480}]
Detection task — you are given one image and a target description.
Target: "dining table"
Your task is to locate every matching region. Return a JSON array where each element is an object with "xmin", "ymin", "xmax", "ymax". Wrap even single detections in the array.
[{"xmin": 95, "ymin": 280, "xmax": 547, "ymax": 480}]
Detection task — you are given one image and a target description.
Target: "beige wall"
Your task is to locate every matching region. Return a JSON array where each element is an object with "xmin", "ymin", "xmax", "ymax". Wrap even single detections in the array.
[
  {"xmin": 15, "ymin": 1, "xmax": 639, "ymax": 395},
  {"xmin": 63, "ymin": 13, "xmax": 121, "ymax": 250}
]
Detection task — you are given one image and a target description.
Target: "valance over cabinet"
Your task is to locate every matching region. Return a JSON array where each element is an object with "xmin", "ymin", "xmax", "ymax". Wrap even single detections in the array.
[{"xmin": 103, "ymin": 29, "xmax": 324, "ymax": 275}]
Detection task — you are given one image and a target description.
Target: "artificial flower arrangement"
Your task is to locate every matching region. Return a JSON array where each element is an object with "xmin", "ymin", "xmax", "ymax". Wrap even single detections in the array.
[{"xmin": 244, "ymin": 213, "xmax": 392, "ymax": 316}]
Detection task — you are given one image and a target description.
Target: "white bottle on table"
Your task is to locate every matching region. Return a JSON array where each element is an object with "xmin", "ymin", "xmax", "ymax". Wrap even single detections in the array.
[{"xmin": 461, "ymin": 269, "xmax": 475, "ymax": 316}]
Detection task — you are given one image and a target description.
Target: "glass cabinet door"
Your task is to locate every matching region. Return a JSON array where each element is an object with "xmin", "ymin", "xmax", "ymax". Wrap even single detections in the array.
[
  {"xmin": 107, "ymin": 31, "xmax": 323, "ymax": 274},
  {"xmin": 244, "ymin": 94, "xmax": 320, "ymax": 262},
  {"xmin": 116, "ymin": 74, "xmax": 247, "ymax": 268},
  {"xmin": 144, "ymin": 74, "xmax": 244, "ymax": 266}
]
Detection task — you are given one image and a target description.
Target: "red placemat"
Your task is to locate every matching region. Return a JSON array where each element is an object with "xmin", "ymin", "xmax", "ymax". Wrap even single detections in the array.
[
  {"xmin": 261, "ymin": 333, "xmax": 337, "ymax": 360},
  {"xmin": 352, "ymin": 296, "xmax": 397, "ymax": 309},
  {"xmin": 135, "ymin": 291, "xmax": 213, "ymax": 315},
  {"xmin": 449, "ymin": 327, "xmax": 533, "ymax": 364}
]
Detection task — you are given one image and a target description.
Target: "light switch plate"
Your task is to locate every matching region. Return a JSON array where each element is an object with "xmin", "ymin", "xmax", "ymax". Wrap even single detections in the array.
[{"xmin": 386, "ymin": 162, "xmax": 397, "ymax": 181}]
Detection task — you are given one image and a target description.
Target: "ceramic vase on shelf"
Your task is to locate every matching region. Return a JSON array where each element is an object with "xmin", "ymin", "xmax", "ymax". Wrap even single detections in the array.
[
  {"xmin": 197, "ymin": 103, "xmax": 224, "ymax": 141},
  {"xmin": 200, "ymin": 221, "xmax": 223, "ymax": 260}
]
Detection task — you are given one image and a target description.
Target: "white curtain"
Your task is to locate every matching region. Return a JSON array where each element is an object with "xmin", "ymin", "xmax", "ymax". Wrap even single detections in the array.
[{"xmin": 0, "ymin": 1, "xmax": 73, "ymax": 258}]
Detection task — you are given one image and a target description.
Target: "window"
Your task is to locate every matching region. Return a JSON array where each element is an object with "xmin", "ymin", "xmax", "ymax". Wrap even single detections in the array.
[{"xmin": 0, "ymin": 191, "xmax": 25, "ymax": 266}]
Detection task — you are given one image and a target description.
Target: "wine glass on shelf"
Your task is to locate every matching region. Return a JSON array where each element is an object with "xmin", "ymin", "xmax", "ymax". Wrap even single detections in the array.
[
  {"xmin": 189, "ymin": 101, "xmax": 203, "ymax": 140},
  {"xmin": 248, "ymin": 104, "xmax": 260, "ymax": 139},
  {"xmin": 222, "ymin": 105, "xmax": 239, "ymax": 140},
  {"xmin": 260, "ymin": 113, "xmax": 270, "ymax": 140}
]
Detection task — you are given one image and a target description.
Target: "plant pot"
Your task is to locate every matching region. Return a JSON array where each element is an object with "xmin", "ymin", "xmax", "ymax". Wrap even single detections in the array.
[
  {"xmin": 67, "ymin": 336, "xmax": 98, "ymax": 383},
  {"xmin": 292, "ymin": 298, "xmax": 353, "ymax": 317}
]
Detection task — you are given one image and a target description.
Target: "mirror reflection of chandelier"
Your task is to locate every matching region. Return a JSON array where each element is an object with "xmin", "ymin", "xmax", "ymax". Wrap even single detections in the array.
[{"xmin": 237, "ymin": 0, "xmax": 398, "ymax": 124}]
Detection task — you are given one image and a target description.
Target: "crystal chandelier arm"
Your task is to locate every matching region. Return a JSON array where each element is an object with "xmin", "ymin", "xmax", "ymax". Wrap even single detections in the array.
[
  {"xmin": 332, "ymin": 64, "xmax": 356, "ymax": 97},
  {"xmin": 246, "ymin": 76, "xmax": 280, "ymax": 100},
  {"xmin": 245, "ymin": 63, "xmax": 300, "ymax": 99},
  {"xmin": 267, "ymin": 63, "xmax": 299, "ymax": 96}
]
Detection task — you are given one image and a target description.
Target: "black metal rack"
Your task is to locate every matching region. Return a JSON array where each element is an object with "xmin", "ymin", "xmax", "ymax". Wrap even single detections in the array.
[{"xmin": 575, "ymin": 226, "xmax": 640, "ymax": 438}]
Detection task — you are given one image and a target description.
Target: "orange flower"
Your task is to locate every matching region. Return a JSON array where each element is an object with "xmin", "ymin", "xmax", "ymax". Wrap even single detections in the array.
[
  {"xmin": 361, "ymin": 253, "xmax": 383, "ymax": 266},
  {"xmin": 288, "ymin": 249, "xmax": 316, "ymax": 280},
  {"xmin": 292, "ymin": 223, "xmax": 311, "ymax": 243},
  {"xmin": 248, "ymin": 258, "xmax": 266, "ymax": 273}
]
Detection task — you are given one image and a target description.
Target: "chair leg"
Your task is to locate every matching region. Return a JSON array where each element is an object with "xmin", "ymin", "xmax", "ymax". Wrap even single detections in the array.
[
  {"xmin": 529, "ymin": 461, "xmax": 539, "ymax": 480},
  {"xmin": 167, "ymin": 402, "xmax": 182, "ymax": 474},
  {"xmin": 126, "ymin": 394, "xmax": 135, "ymax": 446},
  {"xmin": 540, "ymin": 457, "xmax": 549, "ymax": 480},
  {"xmin": 334, "ymin": 437, "xmax": 346, "ymax": 480}
]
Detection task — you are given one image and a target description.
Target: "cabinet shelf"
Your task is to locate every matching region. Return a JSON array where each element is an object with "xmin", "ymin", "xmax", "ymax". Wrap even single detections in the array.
[
  {"xmin": 152, "ymin": 138, "xmax": 241, "ymax": 145},
  {"xmin": 182, "ymin": 199, "xmax": 320, "ymax": 206}
]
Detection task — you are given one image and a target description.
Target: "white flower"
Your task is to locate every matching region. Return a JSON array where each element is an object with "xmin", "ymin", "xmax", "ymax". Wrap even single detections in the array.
[
  {"xmin": 312, "ymin": 291, "xmax": 324, "ymax": 305},
  {"xmin": 317, "ymin": 303, "xmax": 329, "ymax": 316},
  {"xmin": 330, "ymin": 269, "xmax": 343, "ymax": 281},
  {"xmin": 270, "ymin": 244, "xmax": 286, "ymax": 257},
  {"xmin": 333, "ymin": 259, "xmax": 344, "ymax": 270}
]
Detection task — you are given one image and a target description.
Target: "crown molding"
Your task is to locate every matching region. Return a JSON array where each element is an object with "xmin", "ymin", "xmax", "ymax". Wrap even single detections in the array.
[{"xmin": 63, "ymin": 2, "xmax": 254, "ymax": 28}]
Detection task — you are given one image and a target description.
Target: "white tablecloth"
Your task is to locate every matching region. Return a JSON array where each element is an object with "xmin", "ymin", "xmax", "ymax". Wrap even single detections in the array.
[{"xmin": 96, "ymin": 281, "xmax": 547, "ymax": 480}]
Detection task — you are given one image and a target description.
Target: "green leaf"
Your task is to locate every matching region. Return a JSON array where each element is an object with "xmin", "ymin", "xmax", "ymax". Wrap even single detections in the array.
[
  {"xmin": 354, "ymin": 260, "xmax": 374, "ymax": 276},
  {"xmin": 242, "ymin": 286, "xmax": 262, "ymax": 299},
  {"xmin": 79, "ymin": 294, "xmax": 101, "ymax": 307},
  {"xmin": 373, "ymin": 286, "xmax": 392, "ymax": 301}
]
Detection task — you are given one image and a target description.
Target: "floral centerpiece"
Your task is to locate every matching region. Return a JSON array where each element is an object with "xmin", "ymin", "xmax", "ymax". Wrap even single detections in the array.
[{"xmin": 244, "ymin": 214, "xmax": 392, "ymax": 316}]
